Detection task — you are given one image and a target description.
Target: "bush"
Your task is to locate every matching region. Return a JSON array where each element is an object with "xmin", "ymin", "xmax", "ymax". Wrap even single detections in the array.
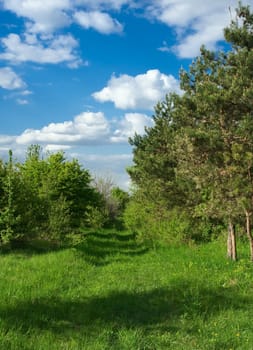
[
  {"xmin": 47, "ymin": 196, "xmax": 71, "ymax": 241},
  {"xmin": 123, "ymin": 196, "xmax": 224, "ymax": 247},
  {"xmin": 123, "ymin": 199, "xmax": 185, "ymax": 247},
  {"xmin": 84, "ymin": 205, "xmax": 109, "ymax": 231}
]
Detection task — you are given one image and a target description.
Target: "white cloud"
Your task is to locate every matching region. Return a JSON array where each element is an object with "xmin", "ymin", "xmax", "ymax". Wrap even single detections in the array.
[
  {"xmin": 111, "ymin": 113, "xmax": 153, "ymax": 143},
  {"xmin": 16, "ymin": 112, "xmax": 110, "ymax": 145},
  {"xmin": 93, "ymin": 69, "xmax": 180, "ymax": 110},
  {"xmin": 146, "ymin": 0, "xmax": 242, "ymax": 58},
  {"xmin": 44, "ymin": 144, "xmax": 72, "ymax": 152},
  {"xmin": 0, "ymin": 108, "xmax": 153, "ymax": 189},
  {"xmin": 173, "ymin": 8, "xmax": 233, "ymax": 58},
  {"xmin": 74, "ymin": 11, "xmax": 123, "ymax": 34},
  {"xmin": 0, "ymin": 33, "xmax": 82, "ymax": 67},
  {"xmin": 0, "ymin": 67, "xmax": 26, "ymax": 90},
  {"xmin": 1, "ymin": 0, "xmax": 128, "ymax": 35},
  {"xmin": 2, "ymin": 0, "xmax": 71, "ymax": 33},
  {"xmin": 15, "ymin": 110, "xmax": 153, "ymax": 146},
  {"xmin": 1, "ymin": 0, "xmax": 245, "ymax": 59}
]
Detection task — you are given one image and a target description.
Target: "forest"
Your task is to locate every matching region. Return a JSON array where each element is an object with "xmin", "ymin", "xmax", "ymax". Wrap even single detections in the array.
[{"xmin": 1, "ymin": 3, "xmax": 253, "ymax": 349}]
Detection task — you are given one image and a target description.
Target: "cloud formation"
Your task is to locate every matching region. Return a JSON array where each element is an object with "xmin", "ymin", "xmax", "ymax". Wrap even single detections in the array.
[
  {"xmin": 14, "ymin": 110, "xmax": 152, "ymax": 146},
  {"xmin": 0, "ymin": 0, "xmax": 126, "ymax": 68},
  {"xmin": 1, "ymin": 1, "xmax": 242, "ymax": 63},
  {"xmin": 2, "ymin": 0, "xmax": 72, "ymax": 33},
  {"xmin": 146, "ymin": 0, "xmax": 239, "ymax": 58},
  {"xmin": 0, "ymin": 33, "xmax": 81, "ymax": 67},
  {"xmin": 1, "ymin": 0, "xmax": 126, "ymax": 35},
  {"xmin": 0, "ymin": 67, "xmax": 26, "ymax": 90},
  {"xmin": 111, "ymin": 113, "xmax": 153, "ymax": 143},
  {"xmin": 74, "ymin": 11, "xmax": 123, "ymax": 34},
  {"xmin": 16, "ymin": 111, "xmax": 110, "ymax": 145},
  {"xmin": 93, "ymin": 69, "xmax": 180, "ymax": 110},
  {"xmin": 0, "ymin": 107, "xmax": 145, "ymax": 189}
]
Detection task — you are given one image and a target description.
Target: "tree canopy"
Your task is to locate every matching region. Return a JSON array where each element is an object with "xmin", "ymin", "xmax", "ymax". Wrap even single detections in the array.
[{"xmin": 126, "ymin": 2, "xmax": 253, "ymax": 260}]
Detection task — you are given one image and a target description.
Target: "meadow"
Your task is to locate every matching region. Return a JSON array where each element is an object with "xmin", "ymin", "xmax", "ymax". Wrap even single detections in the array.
[{"xmin": 0, "ymin": 231, "xmax": 253, "ymax": 349}]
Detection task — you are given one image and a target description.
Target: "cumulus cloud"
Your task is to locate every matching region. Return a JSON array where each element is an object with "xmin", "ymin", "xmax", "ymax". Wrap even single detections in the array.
[
  {"xmin": 0, "ymin": 0, "xmax": 128, "ymax": 66},
  {"xmin": 111, "ymin": 113, "xmax": 153, "ymax": 143},
  {"xmin": 0, "ymin": 33, "xmax": 82, "ymax": 67},
  {"xmin": 146, "ymin": 0, "xmax": 240, "ymax": 58},
  {"xmin": 174, "ymin": 11, "xmax": 230, "ymax": 58},
  {"xmin": 2, "ymin": 0, "xmax": 71, "ymax": 33},
  {"xmin": 93, "ymin": 69, "xmax": 180, "ymax": 110},
  {"xmin": 1, "ymin": 0, "xmax": 127, "ymax": 35},
  {"xmin": 1, "ymin": 0, "xmax": 244, "ymax": 59},
  {"xmin": 0, "ymin": 108, "xmax": 152, "ymax": 189},
  {"xmin": 0, "ymin": 67, "xmax": 26, "ymax": 90},
  {"xmin": 16, "ymin": 111, "xmax": 110, "ymax": 145},
  {"xmin": 0, "ymin": 0, "xmax": 126, "ymax": 70},
  {"xmin": 14, "ymin": 110, "xmax": 153, "ymax": 146},
  {"xmin": 74, "ymin": 11, "xmax": 123, "ymax": 34}
]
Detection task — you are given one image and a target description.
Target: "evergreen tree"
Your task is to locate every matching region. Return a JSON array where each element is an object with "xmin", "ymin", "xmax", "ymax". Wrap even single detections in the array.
[
  {"xmin": 127, "ymin": 2, "xmax": 253, "ymax": 260},
  {"xmin": 177, "ymin": 2, "xmax": 253, "ymax": 260}
]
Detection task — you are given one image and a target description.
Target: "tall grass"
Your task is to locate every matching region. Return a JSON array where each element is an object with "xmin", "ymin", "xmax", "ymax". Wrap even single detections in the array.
[{"xmin": 0, "ymin": 232, "xmax": 253, "ymax": 349}]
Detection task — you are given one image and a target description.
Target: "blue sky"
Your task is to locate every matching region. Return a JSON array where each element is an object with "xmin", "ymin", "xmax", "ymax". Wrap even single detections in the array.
[{"xmin": 0, "ymin": 0, "xmax": 250, "ymax": 189}]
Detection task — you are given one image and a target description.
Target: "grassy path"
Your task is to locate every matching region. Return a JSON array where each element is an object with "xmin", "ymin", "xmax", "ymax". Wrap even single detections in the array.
[{"xmin": 0, "ymin": 232, "xmax": 253, "ymax": 349}]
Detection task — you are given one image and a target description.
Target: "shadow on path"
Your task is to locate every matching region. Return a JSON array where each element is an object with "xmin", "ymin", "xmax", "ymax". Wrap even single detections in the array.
[
  {"xmin": 76, "ymin": 230, "xmax": 148, "ymax": 265},
  {"xmin": 1, "ymin": 280, "xmax": 252, "ymax": 337}
]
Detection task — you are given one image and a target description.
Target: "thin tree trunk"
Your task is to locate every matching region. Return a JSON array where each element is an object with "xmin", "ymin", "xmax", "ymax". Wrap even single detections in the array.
[
  {"xmin": 245, "ymin": 211, "xmax": 253, "ymax": 262},
  {"xmin": 227, "ymin": 221, "xmax": 232, "ymax": 259},
  {"xmin": 227, "ymin": 220, "xmax": 237, "ymax": 261},
  {"xmin": 231, "ymin": 223, "xmax": 237, "ymax": 261}
]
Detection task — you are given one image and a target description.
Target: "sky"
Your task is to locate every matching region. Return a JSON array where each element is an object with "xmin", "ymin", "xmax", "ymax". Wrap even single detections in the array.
[{"xmin": 0, "ymin": 0, "xmax": 251, "ymax": 189}]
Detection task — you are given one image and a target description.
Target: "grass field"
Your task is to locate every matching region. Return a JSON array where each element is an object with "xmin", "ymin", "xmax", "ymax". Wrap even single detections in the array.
[{"xmin": 0, "ymin": 231, "xmax": 253, "ymax": 349}]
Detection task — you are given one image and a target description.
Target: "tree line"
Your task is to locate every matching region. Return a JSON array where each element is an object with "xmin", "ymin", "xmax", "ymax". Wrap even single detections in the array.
[
  {"xmin": 124, "ymin": 2, "xmax": 253, "ymax": 261},
  {"xmin": 0, "ymin": 145, "xmax": 129, "ymax": 248}
]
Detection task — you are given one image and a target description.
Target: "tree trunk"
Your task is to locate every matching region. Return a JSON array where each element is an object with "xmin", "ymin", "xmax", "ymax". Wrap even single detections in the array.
[
  {"xmin": 227, "ymin": 220, "xmax": 237, "ymax": 261},
  {"xmin": 245, "ymin": 211, "xmax": 253, "ymax": 261},
  {"xmin": 227, "ymin": 222, "xmax": 232, "ymax": 259}
]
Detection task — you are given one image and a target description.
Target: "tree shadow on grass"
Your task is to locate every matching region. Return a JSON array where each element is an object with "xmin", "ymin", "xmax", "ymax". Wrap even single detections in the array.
[
  {"xmin": 0, "ymin": 239, "xmax": 65, "ymax": 256},
  {"xmin": 1, "ymin": 279, "xmax": 252, "ymax": 338},
  {"xmin": 76, "ymin": 231, "xmax": 148, "ymax": 266}
]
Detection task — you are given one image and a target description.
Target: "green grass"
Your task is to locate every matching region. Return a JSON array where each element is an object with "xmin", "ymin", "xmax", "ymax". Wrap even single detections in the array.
[{"xmin": 0, "ymin": 232, "xmax": 253, "ymax": 349}]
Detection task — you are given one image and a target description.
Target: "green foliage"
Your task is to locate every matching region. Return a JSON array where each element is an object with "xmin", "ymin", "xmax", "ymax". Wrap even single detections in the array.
[
  {"xmin": 84, "ymin": 205, "xmax": 109, "ymax": 231},
  {"xmin": 124, "ymin": 195, "xmax": 222, "ymax": 246},
  {"xmin": 0, "ymin": 151, "xmax": 21, "ymax": 245},
  {"xmin": 0, "ymin": 146, "xmax": 104, "ymax": 246},
  {"xmin": 47, "ymin": 195, "xmax": 72, "ymax": 241},
  {"xmin": 124, "ymin": 194, "xmax": 184, "ymax": 246},
  {"xmin": 126, "ymin": 3, "xmax": 253, "ymax": 260},
  {"xmin": 110, "ymin": 187, "xmax": 129, "ymax": 229},
  {"xmin": 43, "ymin": 152, "xmax": 96, "ymax": 228},
  {"xmin": 92, "ymin": 176, "xmax": 129, "ymax": 229}
]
